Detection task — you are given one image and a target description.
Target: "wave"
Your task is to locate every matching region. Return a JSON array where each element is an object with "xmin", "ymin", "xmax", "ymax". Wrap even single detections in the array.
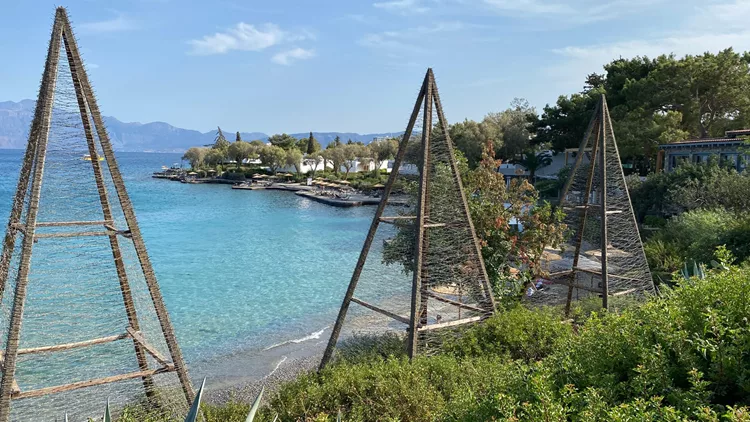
[
  {"xmin": 263, "ymin": 326, "xmax": 329, "ymax": 351},
  {"xmin": 264, "ymin": 355, "xmax": 288, "ymax": 378}
]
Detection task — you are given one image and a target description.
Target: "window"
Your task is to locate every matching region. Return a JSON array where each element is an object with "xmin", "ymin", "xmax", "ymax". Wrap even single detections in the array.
[
  {"xmin": 669, "ymin": 154, "xmax": 689, "ymax": 170},
  {"xmin": 720, "ymin": 153, "xmax": 738, "ymax": 168}
]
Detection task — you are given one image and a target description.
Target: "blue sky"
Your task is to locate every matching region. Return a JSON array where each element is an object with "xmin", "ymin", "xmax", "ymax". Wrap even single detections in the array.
[{"xmin": 2, "ymin": 0, "xmax": 750, "ymax": 134}]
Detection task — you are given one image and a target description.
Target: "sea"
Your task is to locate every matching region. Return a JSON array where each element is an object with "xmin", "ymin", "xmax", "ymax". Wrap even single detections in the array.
[{"xmin": 0, "ymin": 149, "xmax": 407, "ymax": 388}]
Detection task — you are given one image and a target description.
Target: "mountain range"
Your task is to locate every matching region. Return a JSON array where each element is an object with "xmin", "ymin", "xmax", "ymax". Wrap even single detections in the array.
[{"xmin": 0, "ymin": 100, "xmax": 399, "ymax": 152}]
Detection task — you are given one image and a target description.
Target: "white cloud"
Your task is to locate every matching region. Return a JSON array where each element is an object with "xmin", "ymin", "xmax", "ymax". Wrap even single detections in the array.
[
  {"xmin": 189, "ymin": 23, "xmax": 310, "ymax": 55},
  {"xmin": 373, "ymin": 0, "xmax": 430, "ymax": 14},
  {"xmin": 271, "ymin": 48, "xmax": 316, "ymax": 65},
  {"xmin": 86, "ymin": 63, "xmax": 100, "ymax": 69},
  {"xmin": 78, "ymin": 14, "xmax": 137, "ymax": 33}
]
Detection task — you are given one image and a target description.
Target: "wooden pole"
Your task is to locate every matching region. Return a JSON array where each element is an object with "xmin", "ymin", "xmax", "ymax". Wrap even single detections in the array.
[
  {"xmin": 62, "ymin": 29, "xmax": 155, "ymax": 395},
  {"xmin": 0, "ymin": 10, "xmax": 63, "ymax": 422},
  {"xmin": 58, "ymin": 8, "xmax": 195, "ymax": 403},
  {"xmin": 564, "ymin": 104, "xmax": 602, "ymax": 315},
  {"xmin": 599, "ymin": 95, "xmax": 609, "ymax": 310},
  {"xmin": 319, "ymin": 71, "xmax": 428, "ymax": 371},
  {"xmin": 408, "ymin": 72, "xmax": 433, "ymax": 359}
]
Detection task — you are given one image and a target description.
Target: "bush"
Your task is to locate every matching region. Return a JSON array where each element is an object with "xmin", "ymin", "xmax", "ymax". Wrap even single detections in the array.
[
  {"xmin": 443, "ymin": 306, "xmax": 572, "ymax": 361},
  {"xmin": 115, "ymin": 265, "xmax": 750, "ymax": 421},
  {"xmin": 644, "ymin": 209, "xmax": 750, "ymax": 276},
  {"xmin": 263, "ymin": 265, "xmax": 750, "ymax": 421},
  {"xmin": 629, "ymin": 162, "xmax": 750, "ymax": 221}
]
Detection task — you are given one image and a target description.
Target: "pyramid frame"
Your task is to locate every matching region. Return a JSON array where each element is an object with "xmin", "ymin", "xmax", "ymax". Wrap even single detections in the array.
[
  {"xmin": 319, "ymin": 69, "xmax": 496, "ymax": 370},
  {"xmin": 0, "ymin": 8, "xmax": 193, "ymax": 419},
  {"xmin": 556, "ymin": 94, "xmax": 655, "ymax": 315}
]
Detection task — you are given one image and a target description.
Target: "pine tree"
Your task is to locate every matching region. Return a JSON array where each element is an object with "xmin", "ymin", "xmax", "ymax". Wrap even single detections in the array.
[{"xmin": 306, "ymin": 132, "xmax": 320, "ymax": 155}]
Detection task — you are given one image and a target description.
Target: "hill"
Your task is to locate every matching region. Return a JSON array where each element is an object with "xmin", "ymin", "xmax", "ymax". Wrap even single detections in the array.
[{"xmin": 0, "ymin": 100, "xmax": 399, "ymax": 152}]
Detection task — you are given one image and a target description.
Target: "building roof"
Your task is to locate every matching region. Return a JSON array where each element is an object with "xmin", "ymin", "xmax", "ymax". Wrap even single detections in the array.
[
  {"xmin": 659, "ymin": 138, "xmax": 745, "ymax": 149},
  {"xmin": 660, "ymin": 128, "xmax": 750, "ymax": 149}
]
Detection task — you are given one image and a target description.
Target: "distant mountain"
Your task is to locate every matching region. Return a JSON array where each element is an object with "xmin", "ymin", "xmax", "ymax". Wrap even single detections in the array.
[{"xmin": 0, "ymin": 100, "xmax": 399, "ymax": 152}]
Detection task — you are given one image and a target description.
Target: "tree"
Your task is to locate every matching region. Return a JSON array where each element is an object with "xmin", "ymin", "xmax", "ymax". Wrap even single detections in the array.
[
  {"xmin": 213, "ymin": 126, "xmax": 230, "ymax": 151},
  {"xmin": 268, "ymin": 133, "xmax": 298, "ymax": 150},
  {"xmin": 322, "ymin": 146, "xmax": 345, "ymax": 175},
  {"xmin": 259, "ymin": 145, "xmax": 287, "ymax": 174},
  {"xmin": 304, "ymin": 152, "xmax": 324, "ymax": 176},
  {"xmin": 532, "ymin": 49, "xmax": 750, "ymax": 174},
  {"xmin": 368, "ymin": 138, "xmax": 399, "ymax": 171},
  {"xmin": 330, "ymin": 135, "xmax": 342, "ymax": 148},
  {"xmin": 285, "ymin": 148, "xmax": 304, "ymax": 174},
  {"xmin": 228, "ymin": 140, "xmax": 253, "ymax": 169},
  {"xmin": 484, "ymin": 98, "xmax": 536, "ymax": 160},
  {"xmin": 204, "ymin": 149, "xmax": 226, "ymax": 167},
  {"xmin": 341, "ymin": 144, "xmax": 365, "ymax": 178},
  {"xmin": 449, "ymin": 119, "xmax": 500, "ymax": 168},
  {"xmin": 235, "ymin": 131, "xmax": 242, "ymax": 142},
  {"xmin": 530, "ymin": 90, "xmax": 602, "ymax": 153},
  {"xmin": 515, "ymin": 150, "xmax": 552, "ymax": 183},
  {"xmin": 182, "ymin": 147, "xmax": 208, "ymax": 169},
  {"xmin": 306, "ymin": 132, "xmax": 321, "ymax": 155}
]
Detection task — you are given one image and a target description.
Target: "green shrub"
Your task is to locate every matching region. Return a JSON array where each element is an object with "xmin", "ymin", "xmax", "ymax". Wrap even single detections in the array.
[
  {"xmin": 265, "ymin": 265, "xmax": 750, "ymax": 421},
  {"xmin": 643, "ymin": 209, "xmax": 750, "ymax": 277},
  {"xmin": 335, "ymin": 333, "xmax": 407, "ymax": 364},
  {"xmin": 444, "ymin": 306, "xmax": 572, "ymax": 361}
]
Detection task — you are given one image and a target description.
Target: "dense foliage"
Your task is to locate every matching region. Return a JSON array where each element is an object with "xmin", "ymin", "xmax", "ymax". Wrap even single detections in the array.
[
  {"xmin": 532, "ymin": 49, "xmax": 750, "ymax": 173},
  {"xmin": 644, "ymin": 209, "xmax": 750, "ymax": 277},
  {"xmin": 628, "ymin": 162, "xmax": 750, "ymax": 222},
  {"xmin": 255, "ymin": 262, "xmax": 750, "ymax": 421}
]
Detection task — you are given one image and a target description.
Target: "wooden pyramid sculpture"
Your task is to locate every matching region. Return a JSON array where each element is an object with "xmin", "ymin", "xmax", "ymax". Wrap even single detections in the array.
[
  {"xmin": 320, "ymin": 69, "xmax": 496, "ymax": 369},
  {"xmin": 0, "ymin": 8, "xmax": 193, "ymax": 419},
  {"xmin": 556, "ymin": 94, "xmax": 655, "ymax": 315}
]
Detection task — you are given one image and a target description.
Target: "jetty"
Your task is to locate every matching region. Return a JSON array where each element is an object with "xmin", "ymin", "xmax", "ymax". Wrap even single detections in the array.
[{"xmin": 295, "ymin": 191, "xmax": 408, "ymax": 207}]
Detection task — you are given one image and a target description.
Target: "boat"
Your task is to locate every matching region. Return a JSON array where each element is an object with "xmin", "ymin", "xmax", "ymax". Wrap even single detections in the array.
[{"xmin": 82, "ymin": 154, "xmax": 104, "ymax": 161}]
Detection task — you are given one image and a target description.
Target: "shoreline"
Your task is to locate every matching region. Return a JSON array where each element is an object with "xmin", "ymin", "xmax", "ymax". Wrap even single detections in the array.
[{"xmin": 154, "ymin": 174, "xmax": 405, "ymax": 208}]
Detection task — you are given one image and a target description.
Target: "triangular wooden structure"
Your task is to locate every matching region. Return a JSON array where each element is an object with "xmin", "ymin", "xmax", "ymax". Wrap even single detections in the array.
[
  {"xmin": 319, "ymin": 69, "xmax": 496, "ymax": 369},
  {"xmin": 555, "ymin": 94, "xmax": 655, "ymax": 315},
  {"xmin": 0, "ymin": 8, "xmax": 193, "ymax": 419}
]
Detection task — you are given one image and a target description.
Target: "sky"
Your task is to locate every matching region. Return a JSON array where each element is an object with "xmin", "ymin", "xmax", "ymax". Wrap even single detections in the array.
[{"xmin": 2, "ymin": 0, "xmax": 750, "ymax": 135}]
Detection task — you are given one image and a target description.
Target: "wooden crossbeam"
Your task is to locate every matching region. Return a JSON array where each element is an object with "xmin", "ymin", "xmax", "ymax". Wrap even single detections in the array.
[
  {"xmin": 34, "ymin": 231, "xmax": 112, "ymax": 239},
  {"xmin": 127, "ymin": 327, "xmax": 170, "ymax": 367},
  {"xmin": 104, "ymin": 224, "xmax": 133, "ymax": 238},
  {"xmin": 423, "ymin": 223, "xmax": 447, "ymax": 228},
  {"xmin": 611, "ymin": 288, "xmax": 638, "ymax": 297},
  {"xmin": 351, "ymin": 297, "xmax": 410, "ymax": 324},
  {"xmin": 17, "ymin": 333, "xmax": 128, "ymax": 355},
  {"xmin": 378, "ymin": 216, "xmax": 416, "ymax": 225},
  {"xmin": 35, "ymin": 220, "xmax": 109, "ymax": 227},
  {"xmin": 573, "ymin": 267, "xmax": 645, "ymax": 284},
  {"xmin": 12, "ymin": 366, "xmax": 174, "ymax": 400},
  {"xmin": 417, "ymin": 315, "xmax": 483, "ymax": 332},
  {"xmin": 558, "ymin": 281, "xmax": 603, "ymax": 294},
  {"xmin": 425, "ymin": 291, "xmax": 485, "ymax": 313}
]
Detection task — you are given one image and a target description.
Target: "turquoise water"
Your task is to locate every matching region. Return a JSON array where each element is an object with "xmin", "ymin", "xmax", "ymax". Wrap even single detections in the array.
[{"xmin": 0, "ymin": 149, "xmax": 405, "ymax": 380}]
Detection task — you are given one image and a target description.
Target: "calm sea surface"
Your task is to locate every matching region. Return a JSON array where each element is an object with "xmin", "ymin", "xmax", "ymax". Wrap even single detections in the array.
[{"xmin": 0, "ymin": 149, "xmax": 404, "ymax": 382}]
